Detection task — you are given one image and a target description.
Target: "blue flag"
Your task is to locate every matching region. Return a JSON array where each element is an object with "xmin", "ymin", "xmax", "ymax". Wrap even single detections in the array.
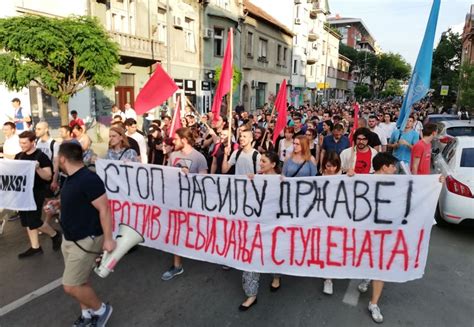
[{"xmin": 397, "ymin": 0, "xmax": 441, "ymax": 130}]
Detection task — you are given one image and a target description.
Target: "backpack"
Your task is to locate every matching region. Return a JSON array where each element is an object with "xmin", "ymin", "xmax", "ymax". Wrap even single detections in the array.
[{"xmin": 234, "ymin": 148, "xmax": 259, "ymax": 174}]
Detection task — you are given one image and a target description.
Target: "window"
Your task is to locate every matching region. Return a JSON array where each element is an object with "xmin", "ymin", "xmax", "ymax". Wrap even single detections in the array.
[
  {"xmin": 276, "ymin": 83, "xmax": 280, "ymax": 94},
  {"xmin": 215, "ymin": 0, "xmax": 230, "ymax": 10},
  {"xmin": 247, "ymin": 31, "xmax": 253, "ymax": 56},
  {"xmin": 256, "ymin": 82, "xmax": 266, "ymax": 108},
  {"xmin": 184, "ymin": 18, "xmax": 195, "ymax": 52},
  {"xmin": 277, "ymin": 44, "xmax": 282, "ymax": 64},
  {"xmin": 293, "ymin": 60, "xmax": 298, "ymax": 74},
  {"xmin": 157, "ymin": 8, "xmax": 167, "ymax": 44},
  {"xmin": 214, "ymin": 27, "xmax": 224, "ymax": 56},
  {"xmin": 283, "ymin": 47, "xmax": 287, "ymax": 65},
  {"xmin": 258, "ymin": 38, "xmax": 268, "ymax": 59},
  {"xmin": 460, "ymin": 148, "xmax": 474, "ymax": 167},
  {"xmin": 301, "ymin": 60, "xmax": 305, "ymax": 75},
  {"xmin": 309, "ymin": 65, "xmax": 314, "ymax": 76}
]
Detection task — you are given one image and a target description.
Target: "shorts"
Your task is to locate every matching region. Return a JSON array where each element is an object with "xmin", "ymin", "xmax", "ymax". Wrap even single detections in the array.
[
  {"xmin": 20, "ymin": 191, "xmax": 45, "ymax": 229},
  {"xmin": 61, "ymin": 235, "xmax": 104, "ymax": 286}
]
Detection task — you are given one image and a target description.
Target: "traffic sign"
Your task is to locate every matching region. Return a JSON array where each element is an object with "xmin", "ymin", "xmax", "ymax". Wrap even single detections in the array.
[{"xmin": 440, "ymin": 85, "xmax": 449, "ymax": 96}]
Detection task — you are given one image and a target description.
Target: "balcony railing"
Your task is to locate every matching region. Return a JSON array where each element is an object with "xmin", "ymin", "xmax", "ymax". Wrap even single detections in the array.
[
  {"xmin": 110, "ymin": 31, "xmax": 163, "ymax": 61},
  {"xmin": 308, "ymin": 31, "xmax": 318, "ymax": 42}
]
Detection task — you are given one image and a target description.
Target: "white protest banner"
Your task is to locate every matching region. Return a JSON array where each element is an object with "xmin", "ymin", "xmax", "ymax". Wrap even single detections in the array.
[
  {"xmin": 96, "ymin": 159, "xmax": 442, "ymax": 282},
  {"xmin": 0, "ymin": 160, "xmax": 37, "ymax": 211}
]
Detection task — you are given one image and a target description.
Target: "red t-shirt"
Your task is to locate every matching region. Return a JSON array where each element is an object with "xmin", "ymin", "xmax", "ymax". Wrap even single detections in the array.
[
  {"xmin": 69, "ymin": 118, "xmax": 85, "ymax": 128},
  {"xmin": 354, "ymin": 149, "xmax": 372, "ymax": 174},
  {"xmin": 411, "ymin": 140, "xmax": 431, "ymax": 175}
]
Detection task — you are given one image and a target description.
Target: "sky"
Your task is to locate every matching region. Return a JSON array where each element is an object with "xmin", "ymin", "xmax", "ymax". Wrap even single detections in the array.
[{"xmin": 251, "ymin": 0, "xmax": 471, "ymax": 66}]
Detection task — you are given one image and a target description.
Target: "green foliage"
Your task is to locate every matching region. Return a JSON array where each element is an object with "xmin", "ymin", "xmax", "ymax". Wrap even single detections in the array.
[
  {"xmin": 354, "ymin": 84, "xmax": 372, "ymax": 100},
  {"xmin": 380, "ymin": 79, "xmax": 404, "ymax": 97},
  {"xmin": 458, "ymin": 63, "xmax": 474, "ymax": 109},
  {"xmin": 214, "ymin": 65, "xmax": 242, "ymax": 92},
  {"xmin": 0, "ymin": 15, "xmax": 120, "ymax": 124},
  {"xmin": 338, "ymin": 43, "xmax": 358, "ymax": 70},
  {"xmin": 371, "ymin": 52, "xmax": 411, "ymax": 95},
  {"xmin": 430, "ymin": 30, "xmax": 462, "ymax": 106}
]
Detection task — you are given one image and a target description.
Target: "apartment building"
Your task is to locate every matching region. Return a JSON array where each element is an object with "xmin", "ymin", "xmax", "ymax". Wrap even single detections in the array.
[
  {"xmin": 241, "ymin": 0, "xmax": 293, "ymax": 112},
  {"xmin": 461, "ymin": 4, "xmax": 474, "ymax": 65}
]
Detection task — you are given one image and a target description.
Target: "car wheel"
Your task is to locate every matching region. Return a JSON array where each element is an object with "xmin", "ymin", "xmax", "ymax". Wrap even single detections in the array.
[{"xmin": 435, "ymin": 203, "xmax": 449, "ymax": 228}]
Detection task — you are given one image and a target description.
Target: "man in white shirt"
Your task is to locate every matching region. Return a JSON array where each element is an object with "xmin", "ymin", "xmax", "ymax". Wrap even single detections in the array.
[
  {"xmin": 368, "ymin": 115, "xmax": 387, "ymax": 152},
  {"xmin": 124, "ymin": 118, "xmax": 147, "ymax": 164},
  {"xmin": 1, "ymin": 122, "xmax": 21, "ymax": 159},
  {"xmin": 378, "ymin": 113, "xmax": 396, "ymax": 145},
  {"xmin": 124, "ymin": 103, "xmax": 137, "ymax": 120}
]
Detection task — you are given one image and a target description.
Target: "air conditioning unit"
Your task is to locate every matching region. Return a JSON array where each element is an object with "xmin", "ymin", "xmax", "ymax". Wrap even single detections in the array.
[
  {"xmin": 173, "ymin": 15, "xmax": 183, "ymax": 29},
  {"xmin": 203, "ymin": 28, "xmax": 213, "ymax": 39},
  {"xmin": 294, "ymin": 0, "xmax": 301, "ymax": 3},
  {"xmin": 251, "ymin": 80, "xmax": 258, "ymax": 88},
  {"xmin": 312, "ymin": 43, "xmax": 318, "ymax": 49},
  {"xmin": 294, "ymin": 18, "xmax": 301, "ymax": 25}
]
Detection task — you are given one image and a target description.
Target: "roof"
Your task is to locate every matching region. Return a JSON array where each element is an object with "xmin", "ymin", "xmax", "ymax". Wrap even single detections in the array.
[
  {"xmin": 327, "ymin": 17, "xmax": 375, "ymax": 41},
  {"xmin": 243, "ymin": 0, "xmax": 294, "ymax": 36}
]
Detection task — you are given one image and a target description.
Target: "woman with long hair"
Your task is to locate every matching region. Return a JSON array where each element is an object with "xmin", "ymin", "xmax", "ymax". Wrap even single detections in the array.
[
  {"xmin": 106, "ymin": 126, "xmax": 139, "ymax": 162},
  {"xmin": 305, "ymin": 128, "xmax": 319, "ymax": 164},
  {"xmin": 278, "ymin": 126, "xmax": 295, "ymax": 164},
  {"xmin": 72, "ymin": 124, "xmax": 94, "ymax": 165},
  {"xmin": 318, "ymin": 120, "xmax": 334, "ymax": 147},
  {"xmin": 282, "ymin": 135, "xmax": 317, "ymax": 178},
  {"xmin": 240, "ymin": 151, "xmax": 281, "ymax": 311}
]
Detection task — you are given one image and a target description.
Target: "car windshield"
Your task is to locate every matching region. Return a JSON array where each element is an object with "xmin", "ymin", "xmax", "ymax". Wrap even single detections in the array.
[
  {"xmin": 430, "ymin": 116, "xmax": 459, "ymax": 123},
  {"xmin": 460, "ymin": 148, "xmax": 474, "ymax": 167},
  {"xmin": 447, "ymin": 126, "xmax": 474, "ymax": 137}
]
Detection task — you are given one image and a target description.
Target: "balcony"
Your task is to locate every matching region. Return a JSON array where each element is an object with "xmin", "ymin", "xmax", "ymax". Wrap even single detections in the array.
[
  {"xmin": 307, "ymin": 52, "xmax": 317, "ymax": 65},
  {"xmin": 308, "ymin": 31, "xmax": 318, "ymax": 42},
  {"xmin": 110, "ymin": 31, "xmax": 163, "ymax": 63}
]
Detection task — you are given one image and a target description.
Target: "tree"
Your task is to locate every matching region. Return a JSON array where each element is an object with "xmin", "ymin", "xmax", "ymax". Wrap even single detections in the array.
[
  {"xmin": 0, "ymin": 15, "xmax": 120, "ymax": 125},
  {"xmin": 380, "ymin": 79, "xmax": 404, "ymax": 97},
  {"xmin": 430, "ymin": 30, "xmax": 462, "ymax": 106},
  {"xmin": 214, "ymin": 65, "xmax": 242, "ymax": 92},
  {"xmin": 354, "ymin": 84, "xmax": 371, "ymax": 100},
  {"xmin": 371, "ymin": 53, "xmax": 411, "ymax": 96},
  {"xmin": 458, "ymin": 63, "xmax": 474, "ymax": 109}
]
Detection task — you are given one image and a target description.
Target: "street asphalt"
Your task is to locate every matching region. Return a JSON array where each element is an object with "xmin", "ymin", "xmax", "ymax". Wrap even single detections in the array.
[{"xmin": 0, "ymin": 213, "xmax": 473, "ymax": 327}]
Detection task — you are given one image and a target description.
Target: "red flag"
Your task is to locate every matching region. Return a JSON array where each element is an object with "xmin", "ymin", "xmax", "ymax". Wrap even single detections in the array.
[
  {"xmin": 169, "ymin": 98, "xmax": 182, "ymax": 139},
  {"xmin": 272, "ymin": 79, "xmax": 288, "ymax": 145},
  {"xmin": 134, "ymin": 63, "xmax": 179, "ymax": 115},
  {"xmin": 211, "ymin": 29, "xmax": 233, "ymax": 123},
  {"xmin": 349, "ymin": 102, "xmax": 360, "ymax": 146}
]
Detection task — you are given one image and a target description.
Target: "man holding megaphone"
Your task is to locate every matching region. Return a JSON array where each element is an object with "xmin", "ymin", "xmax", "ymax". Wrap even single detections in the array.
[{"xmin": 45, "ymin": 142, "xmax": 116, "ymax": 327}]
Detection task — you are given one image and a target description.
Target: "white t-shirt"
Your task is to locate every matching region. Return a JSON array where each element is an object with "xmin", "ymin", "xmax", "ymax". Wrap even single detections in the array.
[
  {"xmin": 127, "ymin": 132, "xmax": 148, "ymax": 164},
  {"xmin": 379, "ymin": 122, "xmax": 396, "ymax": 141},
  {"xmin": 371, "ymin": 125, "xmax": 387, "ymax": 146},
  {"xmin": 3, "ymin": 134, "xmax": 21, "ymax": 157},
  {"xmin": 36, "ymin": 138, "xmax": 60, "ymax": 162},
  {"xmin": 125, "ymin": 108, "xmax": 137, "ymax": 120},
  {"xmin": 228, "ymin": 148, "xmax": 261, "ymax": 175}
]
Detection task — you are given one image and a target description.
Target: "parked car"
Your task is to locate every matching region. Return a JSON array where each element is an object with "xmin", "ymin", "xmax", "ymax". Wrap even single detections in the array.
[
  {"xmin": 432, "ymin": 120, "xmax": 474, "ymax": 156},
  {"xmin": 423, "ymin": 114, "xmax": 459, "ymax": 125},
  {"xmin": 433, "ymin": 136, "xmax": 474, "ymax": 226}
]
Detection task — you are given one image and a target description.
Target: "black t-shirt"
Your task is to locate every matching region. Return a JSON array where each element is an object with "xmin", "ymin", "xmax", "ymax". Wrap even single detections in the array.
[
  {"xmin": 368, "ymin": 131, "xmax": 382, "ymax": 148},
  {"xmin": 127, "ymin": 136, "xmax": 141, "ymax": 156},
  {"xmin": 15, "ymin": 149, "xmax": 52, "ymax": 191},
  {"xmin": 60, "ymin": 167, "xmax": 105, "ymax": 241},
  {"xmin": 148, "ymin": 135, "xmax": 164, "ymax": 165}
]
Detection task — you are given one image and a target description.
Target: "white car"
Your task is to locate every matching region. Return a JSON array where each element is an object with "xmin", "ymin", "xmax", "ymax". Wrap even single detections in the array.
[
  {"xmin": 432, "ymin": 119, "xmax": 474, "ymax": 157},
  {"xmin": 433, "ymin": 136, "xmax": 474, "ymax": 226}
]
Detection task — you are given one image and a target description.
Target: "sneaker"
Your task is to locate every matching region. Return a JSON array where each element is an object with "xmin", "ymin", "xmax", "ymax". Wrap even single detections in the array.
[
  {"xmin": 90, "ymin": 304, "xmax": 113, "ymax": 327},
  {"xmin": 368, "ymin": 302, "xmax": 384, "ymax": 323},
  {"xmin": 72, "ymin": 315, "xmax": 92, "ymax": 327},
  {"xmin": 18, "ymin": 247, "xmax": 43, "ymax": 259},
  {"xmin": 51, "ymin": 230, "xmax": 62, "ymax": 251},
  {"xmin": 8, "ymin": 213, "xmax": 20, "ymax": 222},
  {"xmin": 323, "ymin": 280, "xmax": 333, "ymax": 295},
  {"xmin": 161, "ymin": 266, "xmax": 184, "ymax": 281},
  {"xmin": 358, "ymin": 279, "xmax": 371, "ymax": 293},
  {"xmin": 0, "ymin": 219, "xmax": 6, "ymax": 234}
]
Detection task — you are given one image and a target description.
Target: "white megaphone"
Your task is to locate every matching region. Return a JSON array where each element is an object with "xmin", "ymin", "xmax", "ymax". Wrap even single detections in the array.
[{"xmin": 94, "ymin": 223, "xmax": 145, "ymax": 278}]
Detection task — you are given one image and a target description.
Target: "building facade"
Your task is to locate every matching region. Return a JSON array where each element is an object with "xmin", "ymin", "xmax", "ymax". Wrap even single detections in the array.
[
  {"xmin": 241, "ymin": 0, "xmax": 293, "ymax": 112},
  {"xmin": 461, "ymin": 4, "xmax": 474, "ymax": 65}
]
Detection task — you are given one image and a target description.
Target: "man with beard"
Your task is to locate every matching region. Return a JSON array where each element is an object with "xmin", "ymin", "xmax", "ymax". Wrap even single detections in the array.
[
  {"xmin": 161, "ymin": 127, "xmax": 208, "ymax": 281},
  {"xmin": 340, "ymin": 128, "xmax": 378, "ymax": 175}
]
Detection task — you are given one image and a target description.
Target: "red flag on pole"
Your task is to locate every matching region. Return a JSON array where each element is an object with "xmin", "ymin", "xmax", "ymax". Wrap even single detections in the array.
[
  {"xmin": 134, "ymin": 63, "xmax": 179, "ymax": 115},
  {"xmin": 349, "ymin": 102, "xmax": 360, "ymax": 146},
  {"xmin": 211, "ymin": 29, "xmax": 233, "ymax": 123},
  {"xmin": 169, "ymin": 97, "xmax": 182, "ymax": 139},
  {"xmin": 272, "ymin": 79, "xmax": 288, "ymax": 145}
]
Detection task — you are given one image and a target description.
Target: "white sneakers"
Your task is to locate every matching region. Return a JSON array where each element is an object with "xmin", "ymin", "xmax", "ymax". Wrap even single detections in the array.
[
  {"xmin": 368, "ymin": 302, "xmax": 384, "ymax": 323},
  {"xmin": 358, "ymin": 279, "xmax": 371, "ymax": 293},
  {"xmin": 323, "ymin": 279, "xmax": 333, "ymax": 295}
]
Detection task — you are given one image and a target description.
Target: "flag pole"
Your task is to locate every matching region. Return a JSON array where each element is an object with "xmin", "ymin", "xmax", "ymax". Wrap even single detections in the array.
[
  {"xmin": 260, "ymin": 104, "xmax": 276, "ymax": 147},
  {"xmin": 227, "ymin": 28, "xmax": 234, "ymax": 148}
]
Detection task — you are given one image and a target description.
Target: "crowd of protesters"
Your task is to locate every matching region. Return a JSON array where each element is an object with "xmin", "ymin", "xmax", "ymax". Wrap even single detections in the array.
[{"xmin": 1, "ymin": 96, "xmax": 445, "ymax": 325}]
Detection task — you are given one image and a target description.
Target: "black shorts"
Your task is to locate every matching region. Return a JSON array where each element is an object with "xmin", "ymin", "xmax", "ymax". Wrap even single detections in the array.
[{"xmin": 20, "ymin": 190, "xmax": 45, "ymax": 229}]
